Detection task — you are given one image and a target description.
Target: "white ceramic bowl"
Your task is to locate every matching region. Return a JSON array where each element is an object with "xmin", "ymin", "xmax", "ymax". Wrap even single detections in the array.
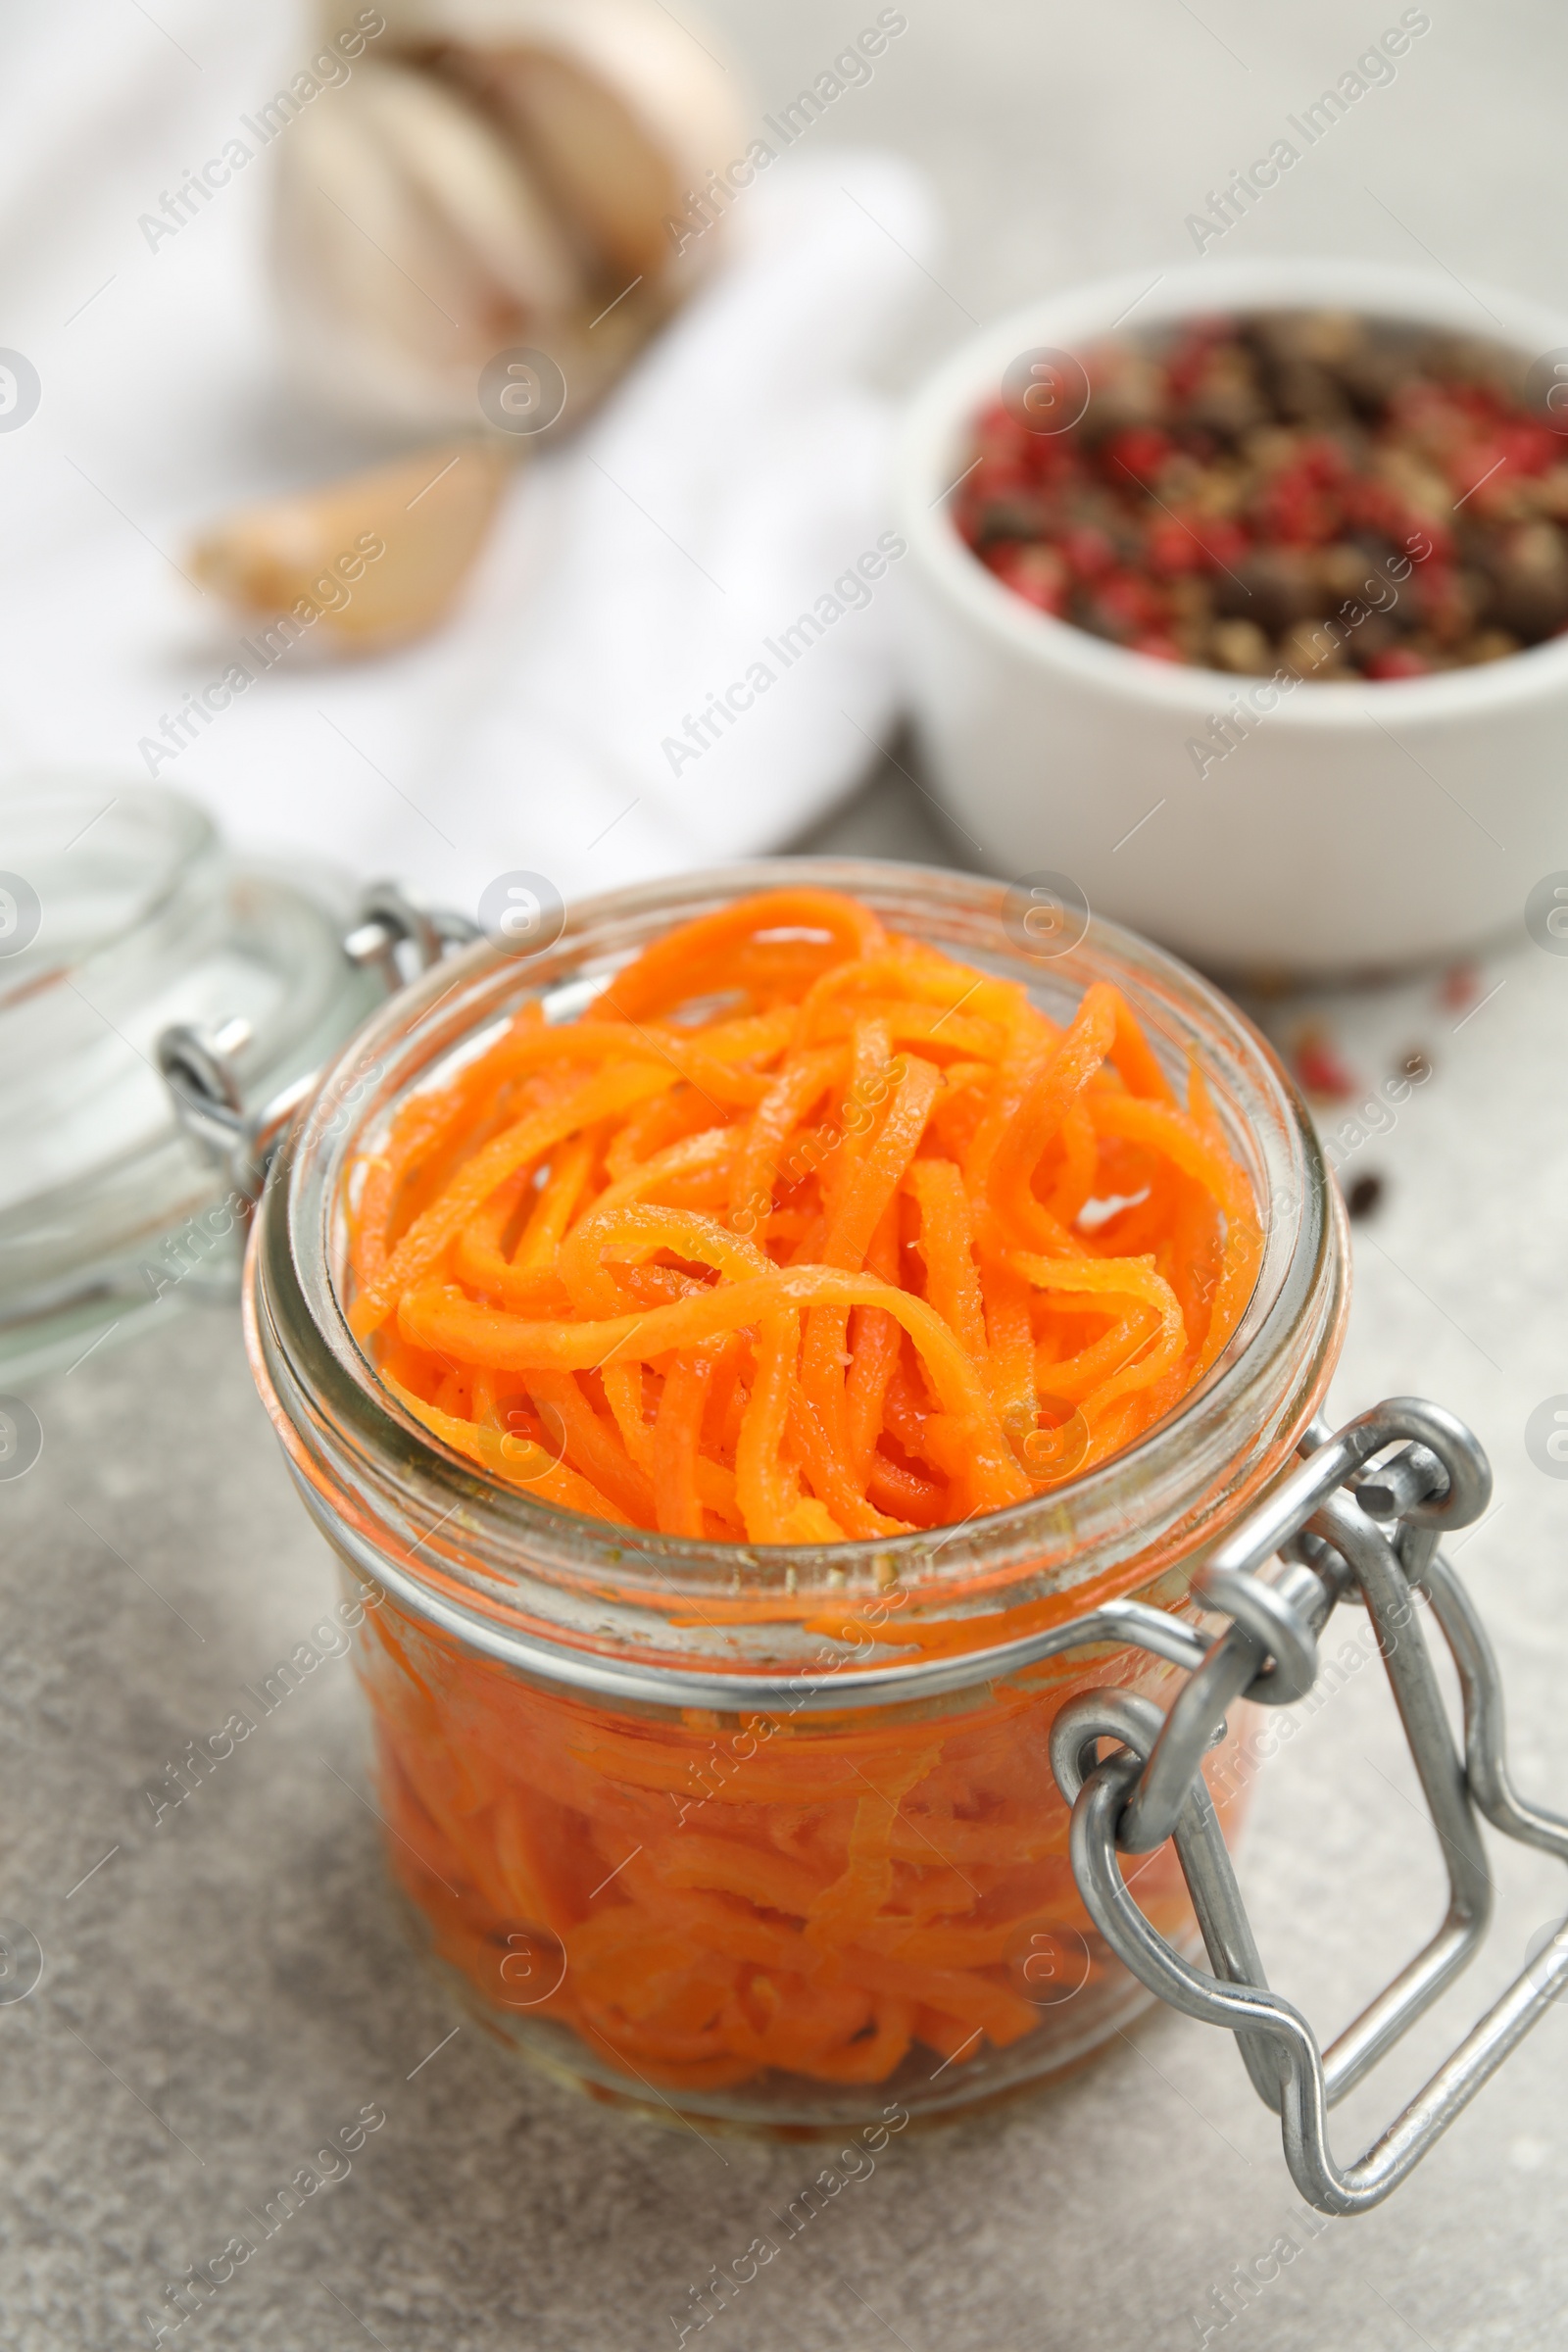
[{"xmin": 894, "ymin": 257, "xmax": 1568, "ymax": 975}]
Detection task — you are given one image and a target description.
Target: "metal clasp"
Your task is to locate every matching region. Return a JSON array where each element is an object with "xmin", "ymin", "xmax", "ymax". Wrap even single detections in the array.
[
  {"xmin": 1053, "ymin": 1398, "xmax": 1568, "ymax": 2215},
  {"xmin": 157, "ymin": 881, "xmax": 478, "ymax": 1207}
]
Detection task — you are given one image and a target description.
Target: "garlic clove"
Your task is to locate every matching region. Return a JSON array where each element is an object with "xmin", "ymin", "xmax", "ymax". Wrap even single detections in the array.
[
  {"xmin": 277, "ymin": 74, "xmax": 524, "ymax": 408},
  {"xmin": 470, "ymin": 48, "xmax": 688, "ymax": 285},
  {"xmin": 190, "ymin": 440, "xmax": 514, "ymax": 649},
  {"xmin": 352, "ymin": 0, "xmax": 745, "ymax": 289},
  {"xmin": 348, "ymin": 56, "xmax": 584, "ymax": 316},
  {"xmin": 502, "ymin": 0, "xmax": 746, "ymax": 290}
]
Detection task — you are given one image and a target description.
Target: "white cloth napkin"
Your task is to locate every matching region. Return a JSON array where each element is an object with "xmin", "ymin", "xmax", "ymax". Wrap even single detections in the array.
[{"xmin": 0, "ymin": 1, "xmax": 935, "ymax": 916}]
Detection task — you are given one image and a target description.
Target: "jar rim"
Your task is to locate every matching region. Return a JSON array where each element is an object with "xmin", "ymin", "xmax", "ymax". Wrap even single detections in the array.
[{"xmin": 245, "ymin": 857, "xmax": 1348, "ymax": 1686}]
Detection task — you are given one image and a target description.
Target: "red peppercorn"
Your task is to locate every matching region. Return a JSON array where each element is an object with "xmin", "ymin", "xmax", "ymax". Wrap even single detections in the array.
[
  {"xmin": 1255, "ymin": 471, "xmax": 1340, "ymax": 547},
  {"xmin": 1191, "ymin": 516, "xmax": 1250, "ymax": 570},
  {"xmin": 1297, "ymin": 434, "xmax": 1352, "ymax": 490},
  {"xmin": 1340, "ymin": 479, "xmax": 1411, "ymax": 542},
  {"xmin": 1026, "ymin": 445, "xmax": 1081, "ymax": 494},
  {"xmin": 1145, "ymin": 516, "xmax": 1207, "ymax": 575},
  {"xmin": 986, "ymin": 544, "xmax": 1068, "ymax": 614},
  {"xmin": 972, "ymin": 401, "xmax": 1037, "ymax": 468},
  {"xmin": 1391, "ymin": 382, "xmax": 1467, "ymax": 456},
  {"xmin": 1501, "ymin": 419, "xmax": 1559, "ymax": 477},
  {"xmin": 1094, "ymin": 569, "xmax": 1165, "ymax": 635},
  {"xmin": 1061, "ymin": 524, "xmax": 1116, "ymax": 581},
  {"xmin": 1406, "ymin": 515, "xmax": 1454, "ymax": 565},
  {"xmin": 1294, "ymin": 1026, "xmax": 1358, "ymax": 1102},
  {"xmin": 1163, "ymin": 317, "xmax": 1232, "ymax": 402},
  {"xmin": 1105, "ymin": 425, "xmax": 1175, "ymax": 487},
  {"xmin": 1416, "ymin": 564, "xmax": 1479, "ymax": 643},
  {"xmin": 1447, "ymin": 441, "xmax": 1506, "ymax": 501},
  {"xmin": 1364, "ymin": 647, "xmax": 1433, "ymax": 679}
]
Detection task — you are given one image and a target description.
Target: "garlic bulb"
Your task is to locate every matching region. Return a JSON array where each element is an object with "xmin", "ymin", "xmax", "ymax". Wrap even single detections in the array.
[{"xmin": 277, "ymin": 0, "xmax": 746, "ymax": 432}]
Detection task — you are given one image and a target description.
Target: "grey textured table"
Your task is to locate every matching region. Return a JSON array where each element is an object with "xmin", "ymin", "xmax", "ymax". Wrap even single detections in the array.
[{"xmin": 10, "ymin": 0, "xmax": 1568, "ymax": 2345}]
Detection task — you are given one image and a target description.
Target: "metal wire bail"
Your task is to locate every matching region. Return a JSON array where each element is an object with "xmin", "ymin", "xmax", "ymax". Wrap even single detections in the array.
[
  {"xmin": 156, "ymin": 881, "xmax": 480, "ymax": 1207},
  {"xmin": 1052, "ymin": 1399, "xmax": 1568, "ymax": 2215}
]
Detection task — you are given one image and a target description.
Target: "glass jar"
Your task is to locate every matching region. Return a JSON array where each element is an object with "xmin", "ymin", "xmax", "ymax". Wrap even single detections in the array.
[
  {"xmin": 244, "ymin": 859, "xmax": 1348, "ymax": 2133},
  {"xmin": 0, "ymin": 782, "xmax": 378, "ymax": 1385}
]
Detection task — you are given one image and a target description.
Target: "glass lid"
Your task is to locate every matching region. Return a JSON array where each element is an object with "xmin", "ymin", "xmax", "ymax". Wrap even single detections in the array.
[{"xmin": 0, "ymin": 779, "xmax": 375, "ymax": 1386}]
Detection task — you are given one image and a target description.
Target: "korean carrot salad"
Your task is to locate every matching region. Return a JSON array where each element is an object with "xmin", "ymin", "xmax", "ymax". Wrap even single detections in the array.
[{"xmin": 344, "ymin": 887, "xmax": 1262, "ymax": 2091}]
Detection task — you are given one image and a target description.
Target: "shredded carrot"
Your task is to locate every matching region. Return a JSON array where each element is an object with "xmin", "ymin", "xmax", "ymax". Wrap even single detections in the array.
[
  {"xmin": 343, "ymin": 887, "xmax": 1263, "ymax": 2095},
  {"xmin": 364, "ymin": 1603, "xmax": 1250, "ymax": 2096}
]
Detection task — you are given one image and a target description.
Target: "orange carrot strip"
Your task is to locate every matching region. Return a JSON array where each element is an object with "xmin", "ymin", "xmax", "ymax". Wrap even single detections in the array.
[
  {"xmin": 988, "ymin": 983, "xmax": 1120, "ymax": 1252},
  {"xmin": 452, "ymin": 1162, "xmax": 540, "ymax": 1301},
  {"xmin": 560, "ymin": 1200, "xmax": 769, "ymax": 1316},
  {"xmin": 728, "ymin": 1046, "xmax": 847, "ymax": 1236},
  {"xmin": 523, "ymin": 1368, "xmax": 657, "ymax": 1525},
  {"xmin": 353, "ymin": 1061, "xmax": 679, "ymax": 1338},
  {"xmin": 906, "ymin": 1158, "xmax": 988, "ymax": 1365},
  {"xmin": 734, "ymin": 1310, "xmax": 807, "ymax": 1543},
  {"xmin": 787, "ymin": 1386, "xmax": 907, "ymax": 1540},
  {"xmin": 514, "ymin": 1131, "xmax": 596, "ymax": 1270},
  {"xmin": 978, "ymin": 1253, "xmax": 1037, "ymax": 1448},
  {"xmin": 600, "ymin": 889, "xmax": 887, "ymax": 1022},
  {"xmin": 800, "ymin": 1050, "xmax": 942, "ymax": 1484},
  {"xmin": 380, "ymin": 1371, "xmax": 632, "ymax": 1526},
  {"xmin": 1086, "ymin": 1094, "xmax": 1261, "ymax": 1369},
  {"xmin": 820, "ymin": 1053, "xmax": 941, "ymax": 1272},
  {"xmin": 1045, "ymin": 1101, "xmax": 1100, "ymax": 1226},
  {"xmin": 1010, "ymin": 1251, "xmax": 1188, "ymax": 1411},
  {"xmin": 654, "ymin": 1345, "xmax": 724, "ymax": 1539},
  {"xmin": 844, "ymin": 1198, "xmax": 903, "ymax": 1484},
  {"xmin": 1105, "ymin": 987, "xmax": 1176, "ymax": 1102}
]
